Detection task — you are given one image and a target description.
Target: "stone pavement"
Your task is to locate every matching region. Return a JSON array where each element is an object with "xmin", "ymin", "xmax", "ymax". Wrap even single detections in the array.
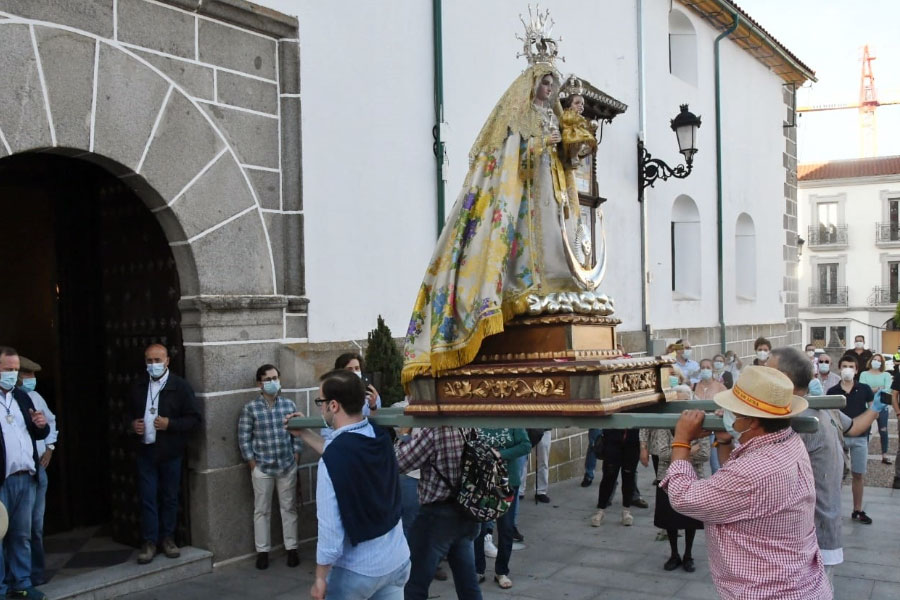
[{"xmin": 120, "ymin": 457, "xmax": 899, "ymax": 600}]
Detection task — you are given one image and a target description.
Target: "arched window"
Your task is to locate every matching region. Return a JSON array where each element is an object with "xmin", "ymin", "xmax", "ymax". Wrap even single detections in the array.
[
  {"xmin": 671, "ymin": 195, "xmax": 701, "ymax": 298},
  {"xmin": 669, "ymin": 10, "xmax": 697, "ymax": 85},
  {"xmin": 735, "ymin": 213, "xmax": 757, "ymax": 299}
]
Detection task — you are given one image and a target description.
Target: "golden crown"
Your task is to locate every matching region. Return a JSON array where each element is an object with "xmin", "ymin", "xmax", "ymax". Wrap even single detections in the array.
[{"xmin": 560, "ymin": 75, "xmax": 584, "ymax": 99}]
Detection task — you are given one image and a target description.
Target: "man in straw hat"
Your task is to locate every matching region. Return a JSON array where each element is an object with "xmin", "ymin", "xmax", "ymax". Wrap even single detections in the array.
[{"xmin": 660, "ymin": 366, "xmax": 831, "ymax": 600}]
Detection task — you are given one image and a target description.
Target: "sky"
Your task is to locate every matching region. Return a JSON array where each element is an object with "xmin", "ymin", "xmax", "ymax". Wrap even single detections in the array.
[{"xmin": 739, "ymin": 0, "xmax": 900, "ymax": 163}]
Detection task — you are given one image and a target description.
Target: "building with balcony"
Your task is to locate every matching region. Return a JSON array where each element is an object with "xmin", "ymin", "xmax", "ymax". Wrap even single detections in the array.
[{"xmin": 798, "ymin": 156, "xmax": 900, "ymax": 353}]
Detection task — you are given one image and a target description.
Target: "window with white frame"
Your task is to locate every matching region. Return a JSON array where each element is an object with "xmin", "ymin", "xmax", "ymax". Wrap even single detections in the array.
[
  {"xmin": 671, "ymin": 195, "xmax": 701, "ymax": 298},
  {"xmin": 735, "ymin": 213, "xmax": 756, "ymax": 299},
  {"xmin": 668, "ymin": 10, "xmax": 697, "ymax": 86}
]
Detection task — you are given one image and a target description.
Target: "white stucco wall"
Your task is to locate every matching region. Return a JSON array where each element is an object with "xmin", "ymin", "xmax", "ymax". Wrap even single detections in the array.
[
  {"xmin": 798, "ymin": 175, "xmax": 900, "ymax": 351},
  {"xmin": 259, "ymin": 0, "xmax": 797, "ymax": 343}
]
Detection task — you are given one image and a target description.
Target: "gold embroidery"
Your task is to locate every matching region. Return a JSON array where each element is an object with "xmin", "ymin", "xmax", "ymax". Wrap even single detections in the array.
[{"xmin": 610, "ymin": 371, "xmax": 657, "ymax": 394}]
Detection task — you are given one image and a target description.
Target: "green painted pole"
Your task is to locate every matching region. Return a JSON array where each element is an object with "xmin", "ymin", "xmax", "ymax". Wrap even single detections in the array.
[{"xmin": 432, "ymin": 0, "xmax": 446, "ymax": 236}]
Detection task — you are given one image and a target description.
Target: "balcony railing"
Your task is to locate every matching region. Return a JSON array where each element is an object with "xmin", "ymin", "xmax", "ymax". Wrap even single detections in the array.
[
  {"xmin": 875, "ymin": 223, "xmax": 900, "ymax": 244},
  {"xmin": 808, "ymin": 287, "xmax": 848, "ymax": 307},
  {"xmin": 807, "ymin": 225, "xmax": 848, "ymax": 247},
  {"xmin": 869, "ymin": 286, "xmax": 900, "ymax": 306}
]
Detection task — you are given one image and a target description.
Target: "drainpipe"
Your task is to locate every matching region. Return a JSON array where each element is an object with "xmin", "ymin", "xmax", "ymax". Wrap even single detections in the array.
[
  {"xmin": 432, "ymin": 0, "xmax": 447, "ymax": 237},
  {"xmin": 714, "ymin": 11, "xmax": 739, "ymax": 352},
  {"xmin": 637, "ymin": 0, "xmax": 652, "ymax": 355}
]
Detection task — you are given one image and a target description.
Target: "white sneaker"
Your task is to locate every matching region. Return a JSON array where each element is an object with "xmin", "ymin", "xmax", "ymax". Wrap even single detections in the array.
[
  {"xmin": 622, "ymin": 509, "xmax": 634, "ymax": 526},
  {"xmin": 484, "ymin": 533, "xmax": 498, "ymax": 558},
  {"xmin": 511, "ymin": 541, "xmax": 526, "ymax": 551},
  {"xmin": 590, "ymin": 509, "xmax": 605, "ymax": 527}
]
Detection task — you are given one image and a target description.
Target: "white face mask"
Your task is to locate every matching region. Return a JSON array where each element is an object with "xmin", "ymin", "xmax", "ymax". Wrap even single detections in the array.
[
  {"xmin": 756, "ymin": 350, "xmax": 769, "ymax": 362},
  {"xmin": 713, "ymin": 361, "xmax": 725, "ymax": 370},
  {"xmin": 818, "ymin": 362, "xmax": 831, "ymax": 374},
  {"xmin": 872, "ymin": 360, "xmax": 883, "ymax": 370},
  {"xmin": 855, "ymin": 341, "xmax": 865, "ymax": 349},
  {"xmin": 682, "ymin": 349, "xmax": 692, "ymax": 359},
  {"xmin": 806, "ymin": 350, "xmax": 815, "ymax": 358},
  {"xmin": 840, "ymin": 367, "xmax": 855, "ymax": 381},
  {"xmin": 354, "ymin": 370, "xmax": 363, "ymax": 378}
]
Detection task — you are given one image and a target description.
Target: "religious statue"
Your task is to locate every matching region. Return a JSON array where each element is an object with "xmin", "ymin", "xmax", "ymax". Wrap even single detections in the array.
[{"xmin": 402, "ymin": 9, "xmax": 614, "ymax": 386}]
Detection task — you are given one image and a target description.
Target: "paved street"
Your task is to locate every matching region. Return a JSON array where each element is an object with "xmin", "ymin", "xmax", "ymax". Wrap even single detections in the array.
[{"xmin": 120, "ymin": 455, "xmax": 899, "ymax": 600}]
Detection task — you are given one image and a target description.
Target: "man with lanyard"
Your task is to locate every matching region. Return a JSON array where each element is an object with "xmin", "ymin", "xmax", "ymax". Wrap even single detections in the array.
[
  {"xmin": 0, "ymin": 347, "xmax": 50, "ymax": 600},
  {"xmin": 238, "ymin": 364, "xmax": 303, "ymax": 570},
  {"xmin": 16, "ymin": 356, "xmax": 58, "ymax": 587},
  {"xmin": 129, "ymin": 343, "xmax": 200, "ymax": 564}
]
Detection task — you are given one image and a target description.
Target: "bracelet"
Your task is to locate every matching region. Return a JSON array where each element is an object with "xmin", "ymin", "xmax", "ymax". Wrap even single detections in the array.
[
  {"xmin": 712, "ymin": 440, "xmax": 732, "ymax": 448},
  {"xmin": 671, "ymin": 442, "xmax": 691, "ymax": 450}
]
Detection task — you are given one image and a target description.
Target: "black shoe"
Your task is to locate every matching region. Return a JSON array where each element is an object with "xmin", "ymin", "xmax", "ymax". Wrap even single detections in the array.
[
  {"xmin": 852, "ymin": 510, "xmax": 873, "ymax": 524},
  {"xmin": 286, "ymin": 549, "xmax": 299, "ymax": 567},
  {"xmin": 580, "ymin": 475, "xmax": 593, "ymax": 487},
  {"xmin": 893, "ymin": 477, "xmax": 900, "ymax": 490},
  {"xmin": 682, "ymin": 557, "xmax": 695, "ymax": 572},
  {"xmin": 7, "ymin": 589, "xmax": 47, "ymax": 600},
  {"xmin": 631, "ymin": 497, "xmax": 649, "ymax": 509},
  {"xmin": 663, "ymin": 555, "xmax": 682, "ymax": 571},
  {"xmin": 534, "ymin": 493, "xmax": 551, "ymax": 504},
  {"xmin": 512, "ymin": 527, "xmax": 524, "ymax": 542},
  {"xmin": 256, "ymin": 552, "xmax": 269, "ymax": 570}
]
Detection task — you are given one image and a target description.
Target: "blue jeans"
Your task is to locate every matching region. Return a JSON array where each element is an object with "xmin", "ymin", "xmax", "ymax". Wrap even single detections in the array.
[
  {"xmin": 473, "ymin": 486, "xmax": 517, "ymax": 577},
  {"xmin": 0, "ymin": 472, "xmax": 37, "ymax": 593},
  {"xmin": 329, "ymin": 559, "xmax": 410, "ymax": 600},
  {"xmin": 404, "ymin": 503, "xmax": 482, "ymax": 600},
  {"xmin": 136, "ymin": 449, "xmax": 182, "ymax": 544},
  {"xmin": 877, "ymin": 408, "xmax": 889, "ymax": 454},
  {"xmin": 399, "ymin": 475, "xmax": 420, "ymax": 540},
  {"xmin": 708, "ymin": 434, "xmax": 721, "ymax": 475},
  {"xmin": 510, "ymin": 456, "xmax": 525, "ymax": 527},
  {"xmin": 31, "ymin": 466, "xmax": 47, "ymax": 585},
  {"xmin": 584, "ymin": 429, "xmax": 602, "ymax": 479}
]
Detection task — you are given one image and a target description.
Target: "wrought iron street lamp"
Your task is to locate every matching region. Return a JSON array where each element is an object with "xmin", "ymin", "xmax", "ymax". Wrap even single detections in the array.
[{"xmin": 638, "ymin": 104, "xmax": 702, "ymax": 199}]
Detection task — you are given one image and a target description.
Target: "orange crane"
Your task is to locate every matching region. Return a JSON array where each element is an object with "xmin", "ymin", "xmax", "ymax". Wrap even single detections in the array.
[{"xmin": 797, "ymin": 45, "xmax": 900, "ymax": 157}]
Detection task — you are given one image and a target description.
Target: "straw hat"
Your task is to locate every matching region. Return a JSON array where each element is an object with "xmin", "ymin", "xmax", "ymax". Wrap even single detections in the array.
[
  {"xmin": 0, "ymin": 501, "xmax": 7, "ymax": 540},
  {"xmin": 713, "ymin": 365, "xmax": 808, "ymax": 419}
]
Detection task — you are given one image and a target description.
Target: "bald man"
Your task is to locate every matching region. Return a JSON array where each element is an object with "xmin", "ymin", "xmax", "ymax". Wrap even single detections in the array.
[{"xmin": 129, "ymin": 344, "xmax": 200, "ymax": 565}]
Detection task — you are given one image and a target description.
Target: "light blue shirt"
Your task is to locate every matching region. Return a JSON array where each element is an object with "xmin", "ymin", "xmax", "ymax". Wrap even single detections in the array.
[
  {"xmin": 27, "ymin": 390, "xmax": 58, "ymax": 456},
  {"xmin": 315, "ymin": 419, "xmax": 409, "ymax": 576},
  {"xmin": 675, "ymin": 357, "xmax": 700, "ymax": 384}
]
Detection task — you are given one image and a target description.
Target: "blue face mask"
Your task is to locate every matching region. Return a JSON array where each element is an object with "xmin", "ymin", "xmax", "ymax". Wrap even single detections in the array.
[
  {"xmin": 722, "ymin": 409, "xmax": 751, "ymax": 443},
  {"xmin": 263, "ymin": 380, "xmax": 280, "ymax": 396},
  {"xmin": 0, "ymin": 371, "xmax": 18, "ymax": 391},
  {"xmin": 669, "ymin": 375, "xmax": 680, "ymax": 388},
  {"xmin": 20, "ymin": 378, "xmax": 36, "ymax": 393},
  {"xmin": 699, "ymin": 368, "xmax": 713, "ymax": 381},
  {"xmin": 147, "ymin": 363, "xmax": 167, "ymax": 379},
  {"xmin": 807, "ymin": 378, "xmax": 824, "ymax": 397}
]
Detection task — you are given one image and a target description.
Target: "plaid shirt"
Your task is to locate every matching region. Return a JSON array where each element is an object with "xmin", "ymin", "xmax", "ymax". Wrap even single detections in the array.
[
  {"xmin": 395, "ymin": 427, "xmax": 470, "ymax": 505},
  {"xmin": 661, "ymin": 428, "xmax": 831, "ymax": 600},
  {"xmin": 238, "ymin": 395, "xmax": 303, "ymax": 476}
]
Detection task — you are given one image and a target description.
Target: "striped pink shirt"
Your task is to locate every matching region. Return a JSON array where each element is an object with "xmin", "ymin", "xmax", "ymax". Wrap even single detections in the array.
[{"xmin": 661, "ymin": 428, "xmax": 831, "ymax": 600}]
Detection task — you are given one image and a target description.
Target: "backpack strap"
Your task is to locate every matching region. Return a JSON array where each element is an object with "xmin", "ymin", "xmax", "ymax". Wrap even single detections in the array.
[{"xmin": 430, "ymin": 428, "xmax": 466, "ymax": 497}]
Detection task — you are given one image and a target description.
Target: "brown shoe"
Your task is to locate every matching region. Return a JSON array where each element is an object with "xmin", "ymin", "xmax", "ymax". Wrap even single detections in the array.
[
  {"xmin": 137, "ymin": 541, "xmax": 156, "ymax": 564},
  {"xmin": 161, "ymin": 537, "xmax": 180, "ymax": 558}
]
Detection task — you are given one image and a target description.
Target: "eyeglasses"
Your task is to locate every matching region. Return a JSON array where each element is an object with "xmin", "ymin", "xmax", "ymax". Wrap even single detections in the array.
[
  {"xmin": 819, "ymin": 361, "xmax": 830, "ymax": 365},
  {"xmin": 314, "ymin": 397, "xmax": 328, "ymax": 406}
]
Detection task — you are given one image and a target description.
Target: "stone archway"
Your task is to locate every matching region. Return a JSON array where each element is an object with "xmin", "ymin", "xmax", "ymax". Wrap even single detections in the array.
[{"xmin": 0, "ymin": 19, "xmax": 277, "ymax": 297}]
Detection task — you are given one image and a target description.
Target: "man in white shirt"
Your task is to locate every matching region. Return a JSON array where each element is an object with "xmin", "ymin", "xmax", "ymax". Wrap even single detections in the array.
[
  {"xmin": 0, "ymin": 347, "xmax": 50, "ymax": 600},
  {"xmin": 16, "ymin": 356, "xmax": 58, "ymax": 587}
]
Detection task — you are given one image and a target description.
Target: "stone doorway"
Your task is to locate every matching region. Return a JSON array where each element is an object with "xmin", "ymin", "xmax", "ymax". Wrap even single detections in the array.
[{"xmin": 0, "ymin": 153, "xmax": 188, "ymax": 556}]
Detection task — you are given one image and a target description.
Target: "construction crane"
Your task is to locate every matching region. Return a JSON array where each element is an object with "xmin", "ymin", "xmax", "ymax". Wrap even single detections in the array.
[{"xmin": 797, "ymin": 45, "xmax": 900, "ymax": 157}]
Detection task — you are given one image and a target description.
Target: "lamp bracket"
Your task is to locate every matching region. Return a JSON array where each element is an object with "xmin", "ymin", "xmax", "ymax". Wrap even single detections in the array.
[{"xmin": 639, "ymin": 142, "xmax": 693, "ymax": 191}]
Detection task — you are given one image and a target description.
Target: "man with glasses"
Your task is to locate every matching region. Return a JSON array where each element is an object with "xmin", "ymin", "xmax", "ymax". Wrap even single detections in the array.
[
  {"xmin": 238, "ymin": 364, "xmax": 303, "ymax": 570},
  {"xmin": 812, "ymin": 353, "xmax": 840, "ymax": 392}
]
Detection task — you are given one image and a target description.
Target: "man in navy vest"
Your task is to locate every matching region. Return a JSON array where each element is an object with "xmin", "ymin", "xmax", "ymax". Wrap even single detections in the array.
[
  {"xmin": 301, "ymin": 369, "xmax": 409, "ymax": 599},
  {"xmin": 0, "ymin": 347, "xmax": 50, "ymax": 600}
]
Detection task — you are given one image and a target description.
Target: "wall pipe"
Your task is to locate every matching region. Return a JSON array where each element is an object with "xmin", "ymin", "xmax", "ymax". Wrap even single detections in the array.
[
  {"xmin": 714, "ymin": 11, "xmax": 739, "ymax": 352},
  {"xmin": 432, "ymin": 0, "xmax": 446, "ymax": 237}
]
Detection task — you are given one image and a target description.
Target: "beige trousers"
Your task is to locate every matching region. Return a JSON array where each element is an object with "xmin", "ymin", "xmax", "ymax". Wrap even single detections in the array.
[{"xmin": 251, "ymin": 465, "xmax": 299, "ymax": 552}]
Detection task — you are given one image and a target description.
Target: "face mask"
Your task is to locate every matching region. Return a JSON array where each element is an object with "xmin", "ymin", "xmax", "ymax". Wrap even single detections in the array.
[
  {"xmin": 872, "ymin": 360, "xmax": 882, "ymax": 370},
  {"xmin": 699, "ymin": 369, "xmax": 713, "ymax": 381},
  {"xmin": 0, "ymin": 371, "xmax": 18, "ymax": 391},
  {"xmin": 20, "ymin": 378, "xmax": 36, "ymax": 393},
  {"xmin": 147, "ymin": 363, "xmax": 166, "ymax": 379},
  {"xmin": 682, "ymin": 349, "xmax": 692, "ymax": 359},
  {"xmin": 756, "ymin": 350, "xmax": 769, "ymax": 362},
  {"xmin": 840, "ymin": 367, "xmax": 855, "ymax": 381},
  {"xmin": 262, "ymin": 380, "xmax": 280, "ymax": 396},
  {"xmin": 806, "ymin": 350, "xmax": 815, "ymax": 358},
  {"xmin": 722, "ymin": 409, "xmax": 751, "ymax": 443},
  {"xmin": 855, "ymin": 341, "xmax": 864, "ymax": 349},
  {"xmin": 668, "ymin": 375, "xmax": 680, "ymax": 388},
  {"xmin": 818, "ymin": 362, "xmax": 831, "ymax": 374},
  {"xmin": 713, "ymin": 361, "xmax": 724, "ymax": 370},
  {"xmin": 354, "ymin": 370, "xmax": 363, "ymax": 378},
  {"xmin": 727, "ymin": 356, "xmax": 735, "ymax": 364},
  {"xmin": 807, "ymin": 378, "xmax": 824, "ymax": 397}
]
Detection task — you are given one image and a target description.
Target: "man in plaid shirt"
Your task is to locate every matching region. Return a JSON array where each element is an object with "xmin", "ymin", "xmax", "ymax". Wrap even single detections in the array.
[
  {"xmin": 661, "ymin": 366, "xmax": 831, "ymax": 600},
  {"xmin": 395, "ymin": 427, "xmax": 483, "ymax": 600},
  {"xmin": 238, "ymin": 364, "xmax": 303, "ymax": 570}
]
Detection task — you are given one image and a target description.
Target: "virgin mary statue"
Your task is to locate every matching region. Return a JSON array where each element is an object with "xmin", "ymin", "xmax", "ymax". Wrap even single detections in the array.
[{"xmin": 402, "ymin": 11, "xmax": 609, "ymax": 386}]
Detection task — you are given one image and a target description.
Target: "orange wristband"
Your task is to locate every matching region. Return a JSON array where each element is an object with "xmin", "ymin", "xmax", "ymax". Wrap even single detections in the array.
[{"xmin": 671, "ymin": 442, "xmax": 691, "ymax": 450}]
